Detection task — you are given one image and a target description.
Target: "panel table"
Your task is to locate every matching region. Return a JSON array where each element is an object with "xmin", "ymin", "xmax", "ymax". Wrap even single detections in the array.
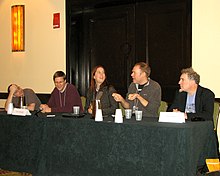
[{"xmin": 0, "ymin": 112, "xmax": 218, "ymax": 176}]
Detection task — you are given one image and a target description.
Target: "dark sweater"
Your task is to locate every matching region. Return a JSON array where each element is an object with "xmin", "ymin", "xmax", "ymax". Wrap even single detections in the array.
[
  {"xmin": 48, "ymin": 83, "xmax": 83, "ymax": 113},
  {"xmin": 85, "ymin": 85, "xmax": 118, "ymax": 116},
  {"xmin": 126, "ymin": 79, "xmax": 161, "ymax": 117}
]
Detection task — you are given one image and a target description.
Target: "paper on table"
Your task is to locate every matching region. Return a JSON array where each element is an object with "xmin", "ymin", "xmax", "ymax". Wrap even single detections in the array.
[
  {"xmin": 12, "ymin": 108, "xmax": 31, "ymax": 116},
  {"xmin": 159, "ymin": 112, "xmax": 185, "ymax": 123}
]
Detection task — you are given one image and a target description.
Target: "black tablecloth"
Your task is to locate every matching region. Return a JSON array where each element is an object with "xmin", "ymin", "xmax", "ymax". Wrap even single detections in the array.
[
  {"xmin": 0, "ymin": 114, "xmax": 44, "ymax": 174},
  {"xmin": 0, "ymin": 112, "xmax": 218, "ymax": 176}
]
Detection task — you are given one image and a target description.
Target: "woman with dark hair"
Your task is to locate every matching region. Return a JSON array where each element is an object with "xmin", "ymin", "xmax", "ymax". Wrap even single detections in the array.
[{"xmin": 85, "ymin": 65, "xmax": 118, "ymax": 116}]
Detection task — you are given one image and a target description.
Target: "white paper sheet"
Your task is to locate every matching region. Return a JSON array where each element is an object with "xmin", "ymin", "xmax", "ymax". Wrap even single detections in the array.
[{"xmin": 159, "ymin": 112, "xmax": 185, "ymax": 123}]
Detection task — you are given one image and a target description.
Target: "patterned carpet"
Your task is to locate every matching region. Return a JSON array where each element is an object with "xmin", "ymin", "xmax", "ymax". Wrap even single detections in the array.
[{"xmin": 0, "ymin": 169, "xmax": 32, "ymax": 176}]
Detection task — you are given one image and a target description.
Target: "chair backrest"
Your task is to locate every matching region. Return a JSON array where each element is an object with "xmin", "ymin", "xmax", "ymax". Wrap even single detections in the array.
[
  {"xmin": 213, "ymin": 101, "xmax": 220, "ymax": 130},
  {"xmin": 205, "ymin": 102, "xmax": 220, "ymax": 170},
  {"xmin": 158, "ymin": 101, "xmax": 168, "ymax": 114},
  {"xmin": 119, "ymin": 103, "xmax": 125, "ymax": 116},
  {"xmin": 80, "ymin": 96, "xmax": 86, "ymax": 110},
  {"xmin": 214, "ymin": 102, "xmax": 220, "ymax": 153},
  {"xmin": 206, "ymin": 159, "xmax": 220, "ymax": 173}
]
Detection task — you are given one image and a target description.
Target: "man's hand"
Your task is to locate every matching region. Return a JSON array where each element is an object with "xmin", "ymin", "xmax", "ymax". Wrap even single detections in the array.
[
  {"xmin": 112, "ymin": 93, "xmax": 124, "ymax": 102},
  {"xmin": 40, "ymin": 104, "xmax": 51, "ymax": 113},
  {"xmin": 128, "ymin": 93, "xmax": 139, "ymax": 101},
  {"xmin": 172, "ymin": 108, "xmax": 180, "ymax": 112},
  {"xmin": 173, "ymin": 109, "xmax": 187, "ymax": 119},
  {"xmin": 9, "ymin": 84, "xmax": 18, "ymax": 95},
  {"xmin": 112, "ymin": 93, "xmax": 130, "ymax": 109}
]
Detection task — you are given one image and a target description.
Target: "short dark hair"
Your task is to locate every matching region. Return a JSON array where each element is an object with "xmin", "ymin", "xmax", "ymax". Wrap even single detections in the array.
[
  {"xmin": 53, "ymin": 71, "xmax": 66, "ymax": 81},
  {"xmin": 7, "ymin": 84, "xmax": 13, "ymax": 93},
  {"xmin": 134, "ymin": 62, "xmax": 151, "ymax": 77}
]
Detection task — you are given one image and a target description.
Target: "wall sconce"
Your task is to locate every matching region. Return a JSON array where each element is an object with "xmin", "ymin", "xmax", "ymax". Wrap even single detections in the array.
[{"xmin": 11, "ymin": 5, "xmax": 25, "ymax": 52}]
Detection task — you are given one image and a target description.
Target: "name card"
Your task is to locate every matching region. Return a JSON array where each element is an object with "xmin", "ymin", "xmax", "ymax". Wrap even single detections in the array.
[
  {"xmin": 12, "ymin": 108, "xmax": 31, "ymax": 116},
  {"xmin": 159, "ymin": 112, "xmax": 185, "ymax": 123}
]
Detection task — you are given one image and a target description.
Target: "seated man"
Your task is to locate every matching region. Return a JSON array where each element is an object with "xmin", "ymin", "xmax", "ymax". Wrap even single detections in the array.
[
  {"xmin": 40, "ymin": 71, "xmax": 83, "ymax": 113},
  {"xmin": 168, "ymin": 67, "xmax": 215, "ymax": 121},
  {"xmin": 112, "ymin": 62, "xmax": 161, "ymax": 117},
  {"xmin": 5, "ymin": 84, "xmax": 41, "ymax": 111}
]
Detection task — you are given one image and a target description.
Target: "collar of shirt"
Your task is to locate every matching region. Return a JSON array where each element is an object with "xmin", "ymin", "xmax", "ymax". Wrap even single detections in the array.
[{"xmin": 135, "ymin": 78, "xmax": 150, "ymax": 92}]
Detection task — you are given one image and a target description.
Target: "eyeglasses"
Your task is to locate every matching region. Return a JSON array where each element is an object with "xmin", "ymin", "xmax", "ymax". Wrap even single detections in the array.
[{"xmin": 54, "ymin": 81, "xmax": 65, "ymax": 84}]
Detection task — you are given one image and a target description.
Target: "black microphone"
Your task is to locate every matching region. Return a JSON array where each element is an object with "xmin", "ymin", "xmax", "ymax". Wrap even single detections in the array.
[{"xmin": 34, "ymin": 107, "xmax": 43, "ymax": 117}]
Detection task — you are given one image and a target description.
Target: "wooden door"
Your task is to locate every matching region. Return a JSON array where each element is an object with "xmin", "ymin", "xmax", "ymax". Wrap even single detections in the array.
[
  {"xmin": 135, "ymin": 0, "xmax": 191, "ymax": 102},
  {"xmin": 66, "ymin": 0, "xmax": 192, "ymax": 103},
  {"xmin": 86, "ymin": 5, "xmax": 135, "ymax": 96}
]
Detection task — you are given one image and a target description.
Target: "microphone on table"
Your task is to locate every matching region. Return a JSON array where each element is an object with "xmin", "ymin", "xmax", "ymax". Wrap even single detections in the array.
[
  {"xmin": 34, "ymin": 107, "xmax": 43, "ymax": 117},
  {"xmin": 91, "ymin": 91, "xmax": 103, "ymax": 119}
]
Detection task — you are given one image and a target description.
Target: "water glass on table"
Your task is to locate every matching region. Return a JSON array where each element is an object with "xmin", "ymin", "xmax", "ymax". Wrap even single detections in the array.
[
  {"xmin": 125, "ymin": 109, "xmax": 132, "ymax": 119},
  {"xmin": 73, "ymin": 106, "xmax": 80, "ymax": 115},
  {"xmin": 135, "ymin": 110, "xmax": 142, "ymax": 121}
]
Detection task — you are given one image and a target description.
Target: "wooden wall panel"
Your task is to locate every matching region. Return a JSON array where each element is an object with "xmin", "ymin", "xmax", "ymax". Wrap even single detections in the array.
[{"xmin": 66, "ymin": 0, "xmax": 192, "ymax": 103}]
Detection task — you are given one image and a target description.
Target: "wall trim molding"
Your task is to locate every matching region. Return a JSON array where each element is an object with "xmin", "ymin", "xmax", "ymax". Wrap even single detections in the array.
[{"xmin": 0, "ymin": 93, "xmax": 50, "ymax": 104}]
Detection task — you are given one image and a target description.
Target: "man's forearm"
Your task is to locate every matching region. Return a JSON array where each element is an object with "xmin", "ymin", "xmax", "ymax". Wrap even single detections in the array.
[
  {"xmin": 120, "ymin": 99, "xmax": 130, "ymax": 109},
  {"xmin": 5, "ymin": 93, "xmax": 14, "ymax": 111}
]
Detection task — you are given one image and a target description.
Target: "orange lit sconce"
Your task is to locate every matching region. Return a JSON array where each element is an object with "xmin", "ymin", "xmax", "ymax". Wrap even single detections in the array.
[{"xmin": 11, "ymin": 5, "xmax": 25, "ymax": 52}]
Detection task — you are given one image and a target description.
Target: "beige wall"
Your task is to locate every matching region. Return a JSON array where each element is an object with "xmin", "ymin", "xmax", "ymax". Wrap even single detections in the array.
[
  {"xmin": 0, "ymin": 0, "xmax": 65, "ymax": 95},
  {"xmin": 192, "ymin": 0, "xmax": 220, "ymax": 98},
  {"xmin": 1, "ymin": 0, "xmax": 220, "ymax": 105}
]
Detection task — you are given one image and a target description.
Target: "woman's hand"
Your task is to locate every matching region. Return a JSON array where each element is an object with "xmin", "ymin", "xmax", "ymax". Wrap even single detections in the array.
[
  {"xmin": 88, "ymin": 103, "xmax": 93, "ymax": 114},
  {"xmin": 112, "ymin": 93, "xmax": 123, "ymax": 102}
]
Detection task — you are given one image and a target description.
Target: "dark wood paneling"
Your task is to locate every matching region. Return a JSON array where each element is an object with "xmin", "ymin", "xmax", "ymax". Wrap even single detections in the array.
[
  {"xmin": 136, "ymin": 1, "xmax": 191, "ymax": 103},
  {"xmin": 66, "ymin": 0, "xmax": 192, "ymax": 102},
  {"xmin": 87, "ymin": 5, "xmax": 135, "ymax": 96},
  {"xmin": 67, "ymin": 12, "xmax": 89, "ymax": 96},
  {"xmin": 0, "ymin": 93, "xmax": 8, "ymax": 99}
]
